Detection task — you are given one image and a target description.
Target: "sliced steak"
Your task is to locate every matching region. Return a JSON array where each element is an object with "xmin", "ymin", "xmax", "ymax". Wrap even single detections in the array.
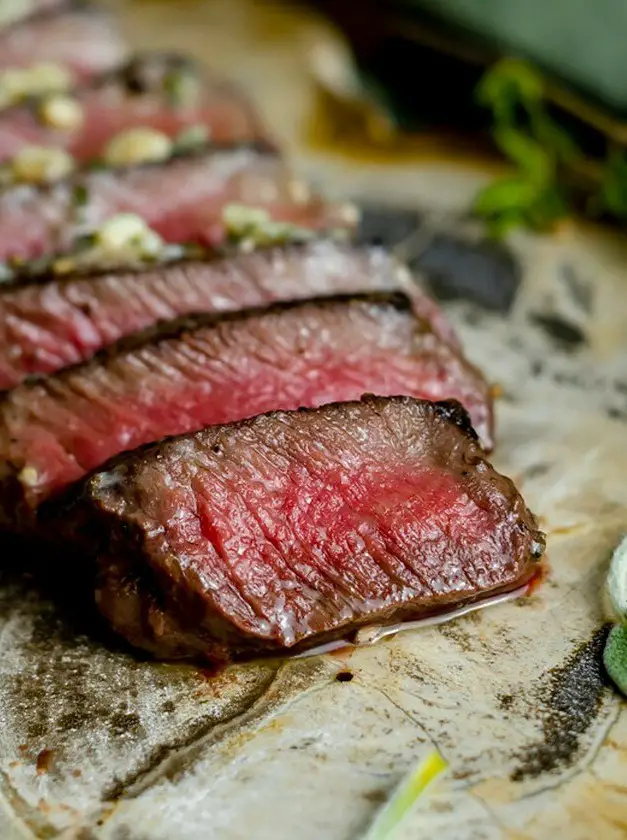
[
  {"xmin": 0, "ymin": 240, "xmax": 458, "ymax": 390},
  {"xmin": 54, "ymin": 396, "xmax": 543, "ymax": 662},
  {"xmin": 0, "ymin": 292, "xmax": 492, "ymax": 527},
  {"xmin": 0, "ymin": 53, "xmax": 267, "ymax": 162},
  {"xmin": 0, "ymin": 4, "xmax": 125, "ymax": 80},
  {"xmin": 0, "ymin": 144, "xmax": 342, "ymax": 262}
]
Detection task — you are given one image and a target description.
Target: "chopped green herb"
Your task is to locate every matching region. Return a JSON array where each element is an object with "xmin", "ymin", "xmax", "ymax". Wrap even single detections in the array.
[
  {"xmin": 72, "ymin": 183, "xmax": 89, "ymax": 208},
  {"xmin": 222, "ymin": 203, "xmax": 315, "ymax": 248},
  {"xmin": 163, "ymin": 70, "xmax": 200, "ymax": 109},
  {"xmin": 174, "ymin": 124, "xmax": 210, "ymax": 153},
  {"xmin": 604, "ymin": 625, "xmax": 627, "ymax": 698},
  {"xmin": 474, "ymin": 58, "xmax": 627, "ymax": 234}
]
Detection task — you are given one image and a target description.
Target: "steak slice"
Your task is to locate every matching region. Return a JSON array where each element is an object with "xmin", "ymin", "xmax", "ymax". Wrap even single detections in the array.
[
  {"xmin": 0, "ymin": 292, "xmax": 492, "ymax": 527},
  {"xmin": 0, "ymin": 144, "xmax": 342, "ymax": 261},
  {"xmin": 54, "ymin": 396, "xmax": 543, "ymax": 663},
  {"xmin": 0, "ymin": 240, "xmax": 458, "ymax": 389},
  {"xmin": 0, "ymin": 4, "xmax": 125, "ymax": 81},
  {"xmin": 0, "ymin": 53, "xmax": 268, "ymax": 162}
]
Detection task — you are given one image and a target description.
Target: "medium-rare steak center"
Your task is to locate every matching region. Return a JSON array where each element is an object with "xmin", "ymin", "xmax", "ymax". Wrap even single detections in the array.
[
  {"xmin": 0, "ymin": 293, "xmax": 492, "ymax": 527},
  {"xmin": 0, "ymin": 240, "xmax": 457, "ymax": 389},
  {"xmin": 56, "ymin": 396, "xmax": 543, "ymax": 663}
]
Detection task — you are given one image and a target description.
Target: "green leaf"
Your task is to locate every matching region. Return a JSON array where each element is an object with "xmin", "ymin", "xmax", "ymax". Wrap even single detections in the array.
[
  {"xmin": 477, "ymin": 58, "xmax": 544, "ymax": 123},
  {"xmin": 604, "ymin": 624, "xmax": 627, "ymax": 697},
  {"xmin": 473, "ymin": 177, "xmax": 539, "ymax": 217},
  {"xmin": 533, "ymin": 114, "xmax": 581, "ymax": 163},
  {"xmin": 600, "ymin": 151, "xmax": 627, "ymax": 218},
  {"xmin": 492, "ymin": 126, "xmax": 552, "ymax": 183}
]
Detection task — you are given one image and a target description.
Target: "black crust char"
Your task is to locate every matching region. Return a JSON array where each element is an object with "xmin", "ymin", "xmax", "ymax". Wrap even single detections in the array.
[
  {"xmin": 433, "ymin": 399, "xmax": 479, "ymax": 442},
  {"xmin": 13, "ymin": 290, "xmax": 415, "ymax": 383},
  {"xmin": 3, "ymin": 291, "xmax": 492, "ymax": 525}
]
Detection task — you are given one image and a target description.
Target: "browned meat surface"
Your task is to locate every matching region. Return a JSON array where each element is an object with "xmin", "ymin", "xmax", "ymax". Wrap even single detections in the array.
[
  {"xmin": 0, "ymin": 241, "xmax": 458, "ymax": 389},
  {"xmin": 0, "ymin": 293, "xmax": 493, "ymax": 527},
  {"xmin": 52, "ymin": 396, "xmax": 543, "ymax": 663}
]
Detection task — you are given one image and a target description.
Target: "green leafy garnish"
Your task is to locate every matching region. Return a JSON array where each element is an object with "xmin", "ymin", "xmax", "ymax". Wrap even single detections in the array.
[
  {"xmin": 604, "ymin": 625, "xmax": 627, "ymax": 698},
  {"xmin": 360, "ymin": 750, "xmax": 448, "ymax": 840},
  {"xmin": 474, "ymin": 60, "xmax": 575, "ymax": 235},
  {"xmin": 475, "ymin": 58, "xmax": 627, "ymax": 234}
]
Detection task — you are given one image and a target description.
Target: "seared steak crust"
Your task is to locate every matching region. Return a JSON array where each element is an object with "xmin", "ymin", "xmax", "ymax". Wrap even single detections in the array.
[
  {"xmin": 54, "ymin": 396, "xmax": 543, "ymax": 663},
  {"xmin": 0, "ymin": 292, "xmax": 493, "ymax": 526},
  {"xmin": 0, "ymin": 241, "xmax": 457, "ymax": 388}
]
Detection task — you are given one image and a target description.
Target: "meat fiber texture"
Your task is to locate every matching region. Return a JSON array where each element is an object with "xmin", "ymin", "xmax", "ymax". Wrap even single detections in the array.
[
  {"xmin": 0, "ymin": 52, "xmax": 268, "ymax": 162},
  {"xmin": 54, "ymin": 396, "xmax": 543, "ymax": 663},
  {"xmin": 0, "ymin": 292, "xmax": 493, "ymax": 528},
  {"xmin": 0, "ymin": 240, "xmax": 460, "ymax": 390},
  {"xmin": 0, "ymin": 4, "xmax": 126, "ymax": 81},
  {"xmin": 0, "ymin": 145, "xmax": 343, "ymax": 262}
]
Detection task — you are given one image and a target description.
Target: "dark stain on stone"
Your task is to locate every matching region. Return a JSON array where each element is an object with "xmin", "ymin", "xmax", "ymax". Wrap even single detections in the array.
[
  {"xmin": 335, "ymin": 671, "xmax": 354, "ymax": 683},
  {"xmin": 614, "ymin": 381, "xmax": 627, "ymax": 396},
  {"xmin": 522, "ymin": 462, "xmax": 551, "ymax": 481},
  {"xmin": 607, "ymin": 406, "xmax": 627, "ymax": 422},
  {"xmin": 498, "ymin": 693, "xmax": 515, "ymax": 711},
  {"xmin": 108, "ymin": 711, "xmax": 142, "ymax": 737},
  {"xmin": 551, "ymin": 371, "xmax": 586, "ymax": 388},
  {"xmin": 355, "ymin": 203, "xmax": 421, "ymax": 249},
  {"xmin": 411, "ymin": 235, "xmax": 521, "ymax": 313},
  {"xmin": 530, "ymin": 313, "xmax": 586, "ymax": 349},
  {"xmin": 510, "ymin": 626, "xmax": 612, "ymax": 782},
  {"xmin": 362, "ymin": 788, "xmax": 389, "ymax": 805},
  {"xmin": 438, "ymin": 622, "xmax": 474, "ymax": 652},
  {"xmin": 110, "ymin": 828, "xmax": 150, "ymax": 840},
  {"xmin": 560, "ymin": 264, "xmax": 593, "ymax": 313}
]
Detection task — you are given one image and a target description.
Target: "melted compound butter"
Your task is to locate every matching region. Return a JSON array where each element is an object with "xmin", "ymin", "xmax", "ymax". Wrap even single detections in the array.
[
  {"xmin": 53, "ymin": 213, "xmax": 186, "ymax": 274},
  {"xmin": 292, "ymin": 580, "xmax": 536, "ymax": 660},
  {"xmin": 0, "ymin": 62, "xmax": 73, "ymax": 110},
  {"xmin": 221, "ymin": 203, "xmax": 316, "ymax": 250},
  {"xmin": 0, "ymin": 144, "xmax": 74, "ymax": 186}
]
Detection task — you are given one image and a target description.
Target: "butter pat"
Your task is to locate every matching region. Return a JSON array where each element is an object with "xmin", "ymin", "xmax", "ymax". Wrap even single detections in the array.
[
  {"xmin": 96, "ymin": 213, "xmax": 164, "ymax": 256},
  {"xmin": 57, "ymin": 214, "xmax": 174, "ymax": 274},
  {"xmin": 104, "ymin": 127, "xmax": 173, "ymax": 167},
  {"xmin": 10, "ymin": 145, "xmax": 74, "ymax": 183},
  {"xmin": 0, "ymin": 62, "xmax": 73, "ymax": 109},
  {"xmin": 39, "ymin": 94, "xmax": 83, "ymax": 131}
]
